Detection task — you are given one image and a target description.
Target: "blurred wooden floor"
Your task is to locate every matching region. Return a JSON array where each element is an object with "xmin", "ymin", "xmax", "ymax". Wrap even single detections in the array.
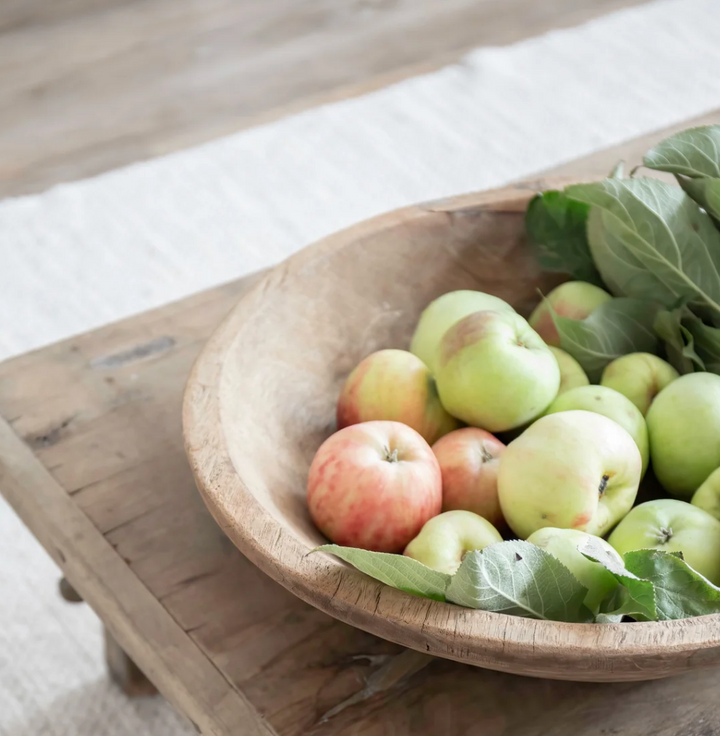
[{"xmin": 0, "ymin": 0, "xmax": 649, "ymax": 198}]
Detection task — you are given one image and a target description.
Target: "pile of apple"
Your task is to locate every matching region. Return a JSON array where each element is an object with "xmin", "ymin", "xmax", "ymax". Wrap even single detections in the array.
[{"xmin": 306, "ymin": 283, "xmax": 720, "ymax": 616}]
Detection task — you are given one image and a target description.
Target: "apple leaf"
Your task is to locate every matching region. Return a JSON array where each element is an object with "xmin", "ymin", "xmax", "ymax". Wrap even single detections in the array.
[
  {"xmin": 550, "ymin": 297, "xmax": 661, "ymax": 382},
  {"xmin": 653, "ymin": 306, "xmax": 705, "ymax": 374},
  {"xmin": 446, "ymin": 541, "xmax": 592, "ymax": 622},
  {"xmin": 525, "ymin": 191, "xmax": 604, "ymax": 286},
  {"xmin": 609, "ymin": 160, "xmax": 625, "ymax": 179},
  {"xmin": 594, "ymin": 612, "xmax": 623, "ymax": 624},
  {"xmin": 683, "ymin": 314, "xmax": 720, "ymax": 374},
  {"xmin": 566, "ymin": 179, "xmax": 720, "ymax": 323},
  {"xmin": 643, "ymin": 126, "xmax": 720, "ymax": 178},
  {"xmin": 580, "ymin": 537, "xmax": 657, "ymax": 622},
  {"xmin": 314, "ymin": 545, "xmax": 451, "ymax": 601},
  {"xmin": 677, "ymin": 176, "xmax": 720, "ymax": 226},
  {"xmin": 623, "ymin": 549, "xmax": 720, "ymax": 620},
  {"xmin": 642, "ymin": 127, "xmax": 720, "ymax": 226}
]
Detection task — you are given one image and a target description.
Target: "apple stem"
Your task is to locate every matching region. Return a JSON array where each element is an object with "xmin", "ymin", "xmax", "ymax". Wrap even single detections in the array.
[
  {"xmin": 480, "ymin": 444, "xmax": 494, "ymax": 463},
  {"xmin": 383, "ymin": 446, "xmax": 399, "ymax": 463},
  {"xmin": 598, "ymin": 474, "xmax": 610, "ymax": 496}
]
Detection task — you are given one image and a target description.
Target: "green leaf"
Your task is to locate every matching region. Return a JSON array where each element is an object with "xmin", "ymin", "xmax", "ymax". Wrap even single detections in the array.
[
  {"xmin": 446, "ymin": 540, "xmax": 592, "ymax": 622},
  {"xmin": 580, "ymin": 537, "xmax": 657, "ymax": 622},
  {"xmin": 315, "ymin": 545, "xmax": 450, "ymax": 601},
  {"xmin": 643, "ymin": 126, "xmax": 720, "ymax": 178},
  {"xmin": 525, "ymin": 191, "xmax": 604, "ymax": 286},
  {"xmin": 594, "ymin": 589, "xmax": 647, "ymax": 623},
  {"xmin": 678, "ymin": 176, "xmax": 720, "ymax": 224},
  {"xmin": 609, "ymin": 160, "xmax": 625, "ymax": 179},
  {"xmin": 566, "ymin": 179, "xmax": 720, "ymax": 323},
  {"xmin": 595, "ymin": 612, "xmax": 623, "ymax": 624},
  {"xmin": 550, "ymin": 297, "xmax": 661, "ymax": 382},
  {"xmin": 683, "ymin": 314, "xmax": 720, "ymax": 374},
  {"xmin": 654, "ymin": 306, "xmax": 705, "ymax": 374},
  {"xmin": 624, "ymin": 549, "xmax": 720, "ymax": 620},
  {"xmin": 642, "ymin": 126, "xmax": 720, "ymax": 225}
]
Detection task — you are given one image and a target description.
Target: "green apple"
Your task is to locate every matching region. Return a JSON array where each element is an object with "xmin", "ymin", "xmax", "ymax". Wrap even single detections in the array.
[
  {"xmin": 646, "ymin": 373, "xmax": 720, "ymax": 498},
  {"xmin": 608, "ymin": 499, "xmax": 720, "ymax": 585},
  {"xmin": 600, "ymin": 352, "xmax": 679, "ymax": 416},
  {"xmin": 527, "ymin": 527, "xmax": 621, "ymax": 614},
  {"xmin": 403, "ymin": 510, "xmax": 503, "ymax": 574},
  {"xmin": 336, "ymin": 349, "xmax": 459, "ymax": 445},
  {"xmin": 410, "ymin": 290, "xmax": 515, "ymax": 374},
  {"xmin": 691, "ymin": 467, "xmax": 720, "ymax": 521},
  {"xmin": 544, "ymin": 385, "xmax": 649, "ymax": 476},
  {"xmin": 498, "ymin": 410, "xmax": 642, "ymax": 539},
  {"xmin": 549, "ymin": 346, "xmax": 590, "ymax": 395},
  {"xmin": 435, "ymin": 310, "xmax": 560, "ymax": 432},
  {"xmin": 528, "ymin": 281, "xmax": 612, "ymax": 347}
]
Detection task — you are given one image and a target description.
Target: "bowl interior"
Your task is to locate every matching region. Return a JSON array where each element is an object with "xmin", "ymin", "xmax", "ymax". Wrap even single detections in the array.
[{"xmin": 218, "ymin": 197, "xmax": 562, "ymax": 554}]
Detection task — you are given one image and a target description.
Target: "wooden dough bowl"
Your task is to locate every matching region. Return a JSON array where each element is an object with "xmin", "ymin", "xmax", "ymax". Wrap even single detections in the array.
[{"xmin": 184, "ymin": 180, "xmax": 720, "ymax": 682}]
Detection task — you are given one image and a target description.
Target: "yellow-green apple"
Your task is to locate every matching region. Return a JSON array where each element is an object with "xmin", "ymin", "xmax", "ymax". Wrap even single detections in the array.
[
  {"xmin": 544, "ymin": 385, "xmax": 649, "ymax": 476},
  {"xmin": 549, "ymin": 346, "xmax": 590, "ymax": 395},
  {"xmin": 600, "ymin": 352, "xmax": 679, "ymax": 416},
  {"xmin": 403, "ymin": 510, "xmax": 502, "ymax": 574},
  {"xmin": 336, "ymin": 349, "xmax": 459, "ymax": 445},
  {"xmin": 608, "ymin": 499, "xmax": 720, "ymax": 585},
  {"xmin": 435, "ymin": 310, "xmax": 560, "ymax": 432},
  {"xmin": 646, "ymin": 373, "xmax": 720, "ymax": 498},
  {"xmin": 692, "ymin": 467, "xmax": 720, "ymax": 521},
  {"xmin": 432, "ymin": 428, "xmax": 506, "ymax": 528},
  {"xmin": 410, "ymin": 290, "xmax": 515, "ymax": 374},
  {"xmin": 528, "ymin": 281, "xmax": 612, "ymax": 347},
  {"xmin": 307, "ymin": 421, "xmax": 442, "ymax": 553},
  {"xmin": 527, "ymin": 528, "xmax": 621, "ymax": 614},
  {"xmin": 498, "ymin": 411, "xmax": 641, "ymax": 539}
]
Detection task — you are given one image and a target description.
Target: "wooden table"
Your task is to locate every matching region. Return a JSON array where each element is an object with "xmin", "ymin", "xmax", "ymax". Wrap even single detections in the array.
[
  {"xmin": 3, "ymin": 1, "xmax": 720, "ymax": 733},
  {"xmin": 0, "ymin": 0, "xmax": 653, "ymax": 198},
  {"xmin": 3, "ymin": 114, "xmax": 720, "ymax": 735}
]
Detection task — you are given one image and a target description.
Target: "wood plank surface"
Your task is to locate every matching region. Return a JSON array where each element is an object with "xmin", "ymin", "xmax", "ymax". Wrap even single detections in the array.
[
  {"xmin": 0, "ymin": 0, "xmax": 651, "ymax": 198},
  {"xmin": 0, "ymin": 415, "xmax": 275, "ymax": 736},
  {"xmin": 3, "ymin": 110, "xmax": 720, "ymax": 733}
]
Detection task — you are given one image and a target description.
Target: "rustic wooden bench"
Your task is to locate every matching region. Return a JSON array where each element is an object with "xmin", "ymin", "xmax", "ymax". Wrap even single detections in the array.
[{"xmin": 2, "ymin": 106, "xmax": 720, "ymax": 735}]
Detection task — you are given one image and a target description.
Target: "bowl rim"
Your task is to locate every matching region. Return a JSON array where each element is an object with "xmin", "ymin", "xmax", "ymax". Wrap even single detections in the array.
[{"xmin": 183, "ymin": 179, "xmax": 720, "ymax": 681}]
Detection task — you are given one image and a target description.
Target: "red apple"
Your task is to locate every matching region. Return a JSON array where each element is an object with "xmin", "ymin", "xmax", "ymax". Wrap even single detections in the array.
[
  {"xmin": 336, "ymin": 349, "xmax": 458, "ymax": 445},
  {"xmin": 307, "ymin": 421, "xmax": 442, "ymax": 552},
  {"xmin": 432, "ymin": 428, "xmax": 506, "ymax": 528}
]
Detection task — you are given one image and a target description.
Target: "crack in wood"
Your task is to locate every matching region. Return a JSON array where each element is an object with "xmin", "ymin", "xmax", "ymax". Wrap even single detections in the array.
[
  {"xmin": 27, "ymin": 414, "xmax": 78, "ymax": 449},
  {"xmin": 91, "ymin": 336, "xmax": 176, "ymax": 369},
  {"xmin": 315, "ymin": 649, "xmax": 432, "ymax": 725}
]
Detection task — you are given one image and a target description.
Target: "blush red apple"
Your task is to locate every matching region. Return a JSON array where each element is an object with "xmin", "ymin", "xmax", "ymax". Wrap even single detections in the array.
[
  {"xmin": 336, "ymin": 348, "xmax": 458, "ymax": 445},
  {"xmin": 432, "ymin": 427, "xmax": 506, "ymax": 528},
  {"xmin": 307, "ymin": 420, "xmax": 442, "ymax": 552}
]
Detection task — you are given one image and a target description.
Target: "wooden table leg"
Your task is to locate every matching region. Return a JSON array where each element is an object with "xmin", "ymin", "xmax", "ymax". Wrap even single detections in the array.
[
  {"xmin": 104, "ymin": 626, "xmax": 158, "ymax": 698},
  {"xmin": 58, "ymin": 576, "xmax": 83, "ymax": 603},
  {"xmin": 59, "ymin": 577, "xmax": 157, "ymax": 697}
]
